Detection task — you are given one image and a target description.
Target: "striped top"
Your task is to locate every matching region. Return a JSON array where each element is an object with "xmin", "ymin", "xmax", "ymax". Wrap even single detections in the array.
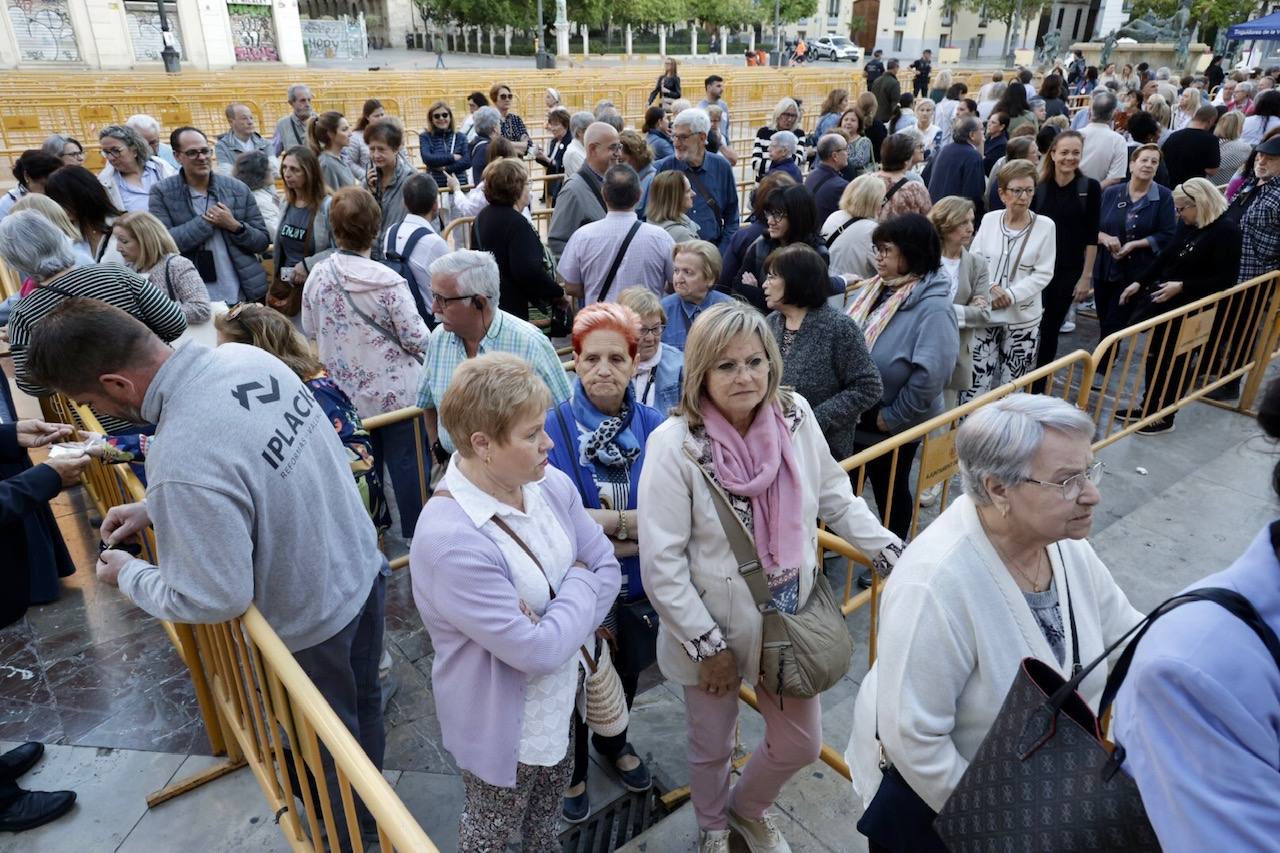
[{"xmin": 8, "ymin": 262, "xmax": 187, "ymax": 433}]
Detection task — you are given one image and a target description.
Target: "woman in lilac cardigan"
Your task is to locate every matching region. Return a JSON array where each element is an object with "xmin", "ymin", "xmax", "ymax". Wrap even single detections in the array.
[{"xmin": 410, "ymin": 353, "xmax": 621, "ymax": 852}]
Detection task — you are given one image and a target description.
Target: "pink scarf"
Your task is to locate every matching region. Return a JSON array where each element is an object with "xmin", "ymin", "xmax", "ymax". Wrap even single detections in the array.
[{"xmin": 701, "ymin": 400, "xmax": 807, "ymax": 575}]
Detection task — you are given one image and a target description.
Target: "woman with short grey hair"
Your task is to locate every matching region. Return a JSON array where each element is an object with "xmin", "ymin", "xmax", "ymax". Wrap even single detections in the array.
[
  {"xmin": 847, "ymin": 393, "xmax": 1142, "ymax": 851},
  {"xmin": 468, "ymin": 106, "xmax": 503, "ymax": 185},
  {"xmin": 0, "ymin": 211, "xmax": 187, "ymax": 435},
  {"xmin": 97, "ymin": 124, "xmax": 175, "ymax": 213}
]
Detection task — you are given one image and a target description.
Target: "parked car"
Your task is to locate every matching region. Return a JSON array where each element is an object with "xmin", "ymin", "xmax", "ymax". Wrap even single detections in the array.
[{"xmin": 812, "ymin": 35, "xmax": 863, "ymax": 62}]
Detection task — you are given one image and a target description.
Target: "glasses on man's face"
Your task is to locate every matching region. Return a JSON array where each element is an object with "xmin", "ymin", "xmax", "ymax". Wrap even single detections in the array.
[
  {"xmin": 181, "ymin": 147, "xmax": 213, "ymax": 160},
  {"xmin": 101, "ymin": 146, "xmax": 127, "ymax": 159},
  {"xmin": 431, "ymin": 112, "xmax": 451, "ymax": 120},
  {"xmin": 672, "ymin": 132, "xmax": 696, "ymax": 143},
  {"xmin": 1022, "ymin": 461, "xmax": 1104, "ymax": 501},
  {"xmin": 430, "ymin": 290, "xmax": 473, "ymax": 307},
  {"xmin": 638, "ymin": 323, "xmax": 665, "ymax": 338},
  {"xmin": 606, "ymin": 142, "xmax": 624, "ymax": 152}
]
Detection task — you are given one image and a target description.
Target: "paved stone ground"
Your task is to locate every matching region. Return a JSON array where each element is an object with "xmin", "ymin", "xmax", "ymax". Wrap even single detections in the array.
[{"xmin": 2, "ymin": 340, "xmax": 1276, "ymax": 850}]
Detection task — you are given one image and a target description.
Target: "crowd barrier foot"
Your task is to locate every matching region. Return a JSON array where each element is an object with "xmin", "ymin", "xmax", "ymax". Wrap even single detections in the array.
[{"xmin": 146, "ymin": 757, "xmax": 249, "ymax": 808}]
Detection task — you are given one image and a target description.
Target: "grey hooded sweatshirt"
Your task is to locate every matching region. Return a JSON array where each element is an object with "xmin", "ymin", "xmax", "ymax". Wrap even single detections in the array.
[
  {"xmin": 117, "ymin": 342, "xmax": 383, "ymax": 651},
  {"xmin": 864, "ymin": 268, "xmax": 960, "ymax": 433}
]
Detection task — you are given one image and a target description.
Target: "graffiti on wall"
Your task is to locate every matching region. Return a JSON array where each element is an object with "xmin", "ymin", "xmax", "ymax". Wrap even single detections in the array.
[
  {"xmin": 125, "ymin": 2, "xmax": 184, "ymax": 62},
  {"xmin": 227, "ymin": 2, "xmax": 279, "ymax": 62},
  {"xmin": 300, "ymin": 17, "xmax": 367, "ymax": 60},
  {"xmin": 7, "ymin": 0, "xmax": 81, "ymax": 62}
]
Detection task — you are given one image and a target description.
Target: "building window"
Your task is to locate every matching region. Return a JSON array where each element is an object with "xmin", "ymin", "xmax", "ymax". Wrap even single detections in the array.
[
  {"xmin": 1056, "ymin": 8, "xmax": 1064, "ymax": 28},
  {"xmin": 976, "ymin": 34, "xmax": 985, "ymax": 50},
  {"xmin": 1072, "ymin": 8, "xmax": 1083, "ymax": 38},
  {"xmin": 978, "ymin": 4, "xmax": 989, "ymax": 26},
  {"xmin": 893, "ymin": 30, "xmax": 904, "ymax": 50},
  {"xmin": 895, "ymin": 0, "xmax": 908, "ymax": 20},
  {"xmin": 827, "ymin": 0, "xmax": 840, "ymax": 17}
]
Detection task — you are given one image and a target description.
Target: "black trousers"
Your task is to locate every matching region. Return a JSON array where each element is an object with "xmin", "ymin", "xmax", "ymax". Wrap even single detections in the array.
[
  {"xmin": 1093, "ymin": 276, "xmax": 1135, "ymax": 373},
  {"xmin": 1036, "ymin": 268, "xmax": 1083, "ymax": 371},
  {"xmin": 286, "ymin": 573, "xmax": 387, "ymax": 850},
  {"xmin": 1141, "ymin": 318, "xmax": 1191, "ymax": 420},
  {"xmin": 853, "ymin": 417, "xmax": 920, "ymax": 540},
  {"xmin": 912, "ymin": 78, "xmax": 929, "ymax": 98}
]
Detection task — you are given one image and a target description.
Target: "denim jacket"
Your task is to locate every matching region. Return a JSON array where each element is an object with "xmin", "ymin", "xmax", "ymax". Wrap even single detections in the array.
[{"xmin": 1094, "ymin": 181, "xmax": 1176, "ymax": 285}]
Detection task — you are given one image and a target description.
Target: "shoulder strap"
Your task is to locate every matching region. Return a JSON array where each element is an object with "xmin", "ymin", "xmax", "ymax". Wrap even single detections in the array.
[
  {"xmin": 597, "ymin": 221, "xmax": 642, "ymax": 302},
  {"xmin": 882, "ymin": 177, "xmax": 909, "ymax": 206},
  {"xmin": 577, "ymin": 167, "xmax": 607, "ymax": 212},
  {"xmin": 695, "ymin": 463, "xmax": 773, "ymax": 611},
  {"xmin": 683, "ymin": 166, "xmax": 723, "ymax": 222},
  {"xmin": 826, "ymin": 216, "xmax": 861, "ymax": 248},
  {"xmin": 1057, "ymin": 543, "xmax": 1081, "ymax": 676},
  {"xmin": 336, "ymin": 282, "xmax": 424, "ymax": 365},
  {"xmin": 1010, "ymin": 213, "xmax": 1036, "ymax": 275},
  {"xmin": 162, "ymin": 255, "xmax": 176, "ymax": 300}
]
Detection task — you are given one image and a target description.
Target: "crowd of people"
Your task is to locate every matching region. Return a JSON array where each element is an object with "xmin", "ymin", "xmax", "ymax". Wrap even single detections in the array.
[{"xmin": 2, "ymin": 58, "xmax": 1279, "ymax": 851}]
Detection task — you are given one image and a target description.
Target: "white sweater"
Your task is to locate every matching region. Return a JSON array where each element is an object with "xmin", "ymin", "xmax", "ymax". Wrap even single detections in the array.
[
  {"xmin": 846, "ymin": 495, "xmax": 1142, "ymax": 812},
  {"xmin": 970, "ymin": 210, "xmax": 1056, "ymax": 326}
]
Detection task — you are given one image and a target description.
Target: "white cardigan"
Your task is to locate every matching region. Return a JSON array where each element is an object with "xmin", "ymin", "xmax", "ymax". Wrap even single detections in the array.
[
  {"xmin": 970, "ymin": 210, "xmax": 1056, "ymax": 327},
  {"xmin": 846, "ymin": 495, "xmax": 1142, "ymax": 812},
  {"xmin": 638, "ymin": 393, "xmax": 900, "ymax": 687}
]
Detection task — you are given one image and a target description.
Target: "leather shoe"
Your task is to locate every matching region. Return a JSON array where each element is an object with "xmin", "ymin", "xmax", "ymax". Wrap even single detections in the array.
[
  {"xmin": 0, "ymin": 789, "xmax": 76, "ymax": 832},
  {"xmin": 0, "ymin": 744, "xmax": 43, "ymax": 783},
  {"xmin": 562, "ymin": 788, "xmax": 590, "ymax": 824}
]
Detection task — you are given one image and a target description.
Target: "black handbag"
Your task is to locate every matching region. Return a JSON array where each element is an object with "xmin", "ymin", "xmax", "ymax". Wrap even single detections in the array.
[
  {"xmin": 934, "ymin": 584, "xmax": 1280, "ymax": 852},
  {"xmin": 615, "ymin": 597, "xmax": 659, "ymax": 675}
]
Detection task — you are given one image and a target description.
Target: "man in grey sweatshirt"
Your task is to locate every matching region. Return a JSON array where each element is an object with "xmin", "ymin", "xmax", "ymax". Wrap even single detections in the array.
[{"xmin": 23, "ymin": 298, "xmax": 385, "ymax": 848}]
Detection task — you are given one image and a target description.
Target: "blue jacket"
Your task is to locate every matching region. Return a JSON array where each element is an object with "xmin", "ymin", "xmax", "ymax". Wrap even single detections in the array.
[
  {"xmin": 418, "ymin": 130, "xmax": 469, "ymax": 187},
  {"xmin": 642, "ymin": 343, "xmax": 684, "ymax": 416},
  {"xmin": 644, "ymin": 152, "xmax": 740, "ymax": 254},
  {"xmin": 646, "ymin": 130, "xmax": 674, "ymax": 161},
  {"xmin": 1094, "ymin": 181, "xmax": 1176, "ymax": 286},
  {"xmin": 1113, "ymin": 523, "xmax": 1280, "ymax": 851},
  {"xmin": 545, "ymin": 398, "xmax": 666, "ymax": 598},
  {"xmin": 927, "ymin": 141, "xmax": 985, "ymax": 213}
]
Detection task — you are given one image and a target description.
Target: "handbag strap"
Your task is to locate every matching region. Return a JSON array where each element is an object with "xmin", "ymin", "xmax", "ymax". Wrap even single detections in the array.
[
  {"xmin": 597, "ymin": 220, "xmax": 642, "ymax": 303},
  {"xmin": 684, "ymin": 166, "xmax": 724, "ymax": 224},
  {"xmin": 825, "ymin": 216, "xmax": 862, "ymax": 248},
  {"xmin": 696, "ymin": 464, "xmax": 772, "ymax": 613},
  {"xmin": 162, "ymin": 256, "xmax": 176, "ymax": 300},
  {"xmin": 334, "ymin": 254, "xmax": 424, "ymax": 365},
  {"xmin": 1057, "ymin": 543, "xmax": 1081, "ymax": 676}
]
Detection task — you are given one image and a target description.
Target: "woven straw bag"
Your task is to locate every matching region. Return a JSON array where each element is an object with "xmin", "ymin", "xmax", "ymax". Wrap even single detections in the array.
[{"xmin": 578, "ymin": 633, "xmax": 629, "ymax": 737}]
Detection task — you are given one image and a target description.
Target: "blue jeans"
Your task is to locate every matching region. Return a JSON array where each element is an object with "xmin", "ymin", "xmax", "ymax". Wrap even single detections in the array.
[{"xmin": 370, "ymin": 419, "xmax": 430, "ymax": 538}]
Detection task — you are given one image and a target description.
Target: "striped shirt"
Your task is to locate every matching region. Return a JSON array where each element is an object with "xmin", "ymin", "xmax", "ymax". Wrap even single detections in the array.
[
  {"xmin": 7, "ymin": 263, "xmax": 187, "ymax": 433},
  {"xmin": 415, "ymin": 310, "xmax": 572, "ymax": 452}
]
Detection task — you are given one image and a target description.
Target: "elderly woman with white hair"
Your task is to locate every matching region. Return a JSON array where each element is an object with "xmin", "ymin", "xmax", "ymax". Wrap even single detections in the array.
[
  {"xmin": 847, "ymin": 394, "xmax": 1142, "ymax": 852},
  {"xmin": 764, "ymin": 131, "xmax": 803, "ymax": 183},
  {"xmin": 0, "ymin": 211, "xmax": 186, "ymax": 435},
  {"xmin": 751, "ymin": 97, "xmax": 804, "ymax": 181},
  {"xmin": 97, "ymin": 124, "xmax": 176, "ymax": 213},
  {"xmin": 640, "ymin": 301, "xmax": 902, "ymax": 853},
  {"xmin": 468, "ymin": 105, "xmax": 503, "ymax": 186}
]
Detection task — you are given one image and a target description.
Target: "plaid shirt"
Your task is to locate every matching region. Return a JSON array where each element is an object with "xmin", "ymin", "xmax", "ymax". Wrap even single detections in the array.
[
  {"xmin": 416, "ymin": 310, "xmax": 572, "ymax": 451},
  {"xmin": 1238, "ymin": 178, "xmax": 1280, "ymax": 283}
]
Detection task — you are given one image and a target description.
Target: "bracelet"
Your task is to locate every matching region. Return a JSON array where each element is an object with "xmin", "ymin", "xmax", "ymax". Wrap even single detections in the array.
[{"xmin": 617, "ymin": 509, "xmax": 629, "ymax": 541}]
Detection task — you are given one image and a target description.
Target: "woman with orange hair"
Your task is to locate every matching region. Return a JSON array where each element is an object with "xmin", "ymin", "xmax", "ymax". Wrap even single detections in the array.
[{"xmin": 545, "ymin": 301, "xmax": 665, "ymax": 823}]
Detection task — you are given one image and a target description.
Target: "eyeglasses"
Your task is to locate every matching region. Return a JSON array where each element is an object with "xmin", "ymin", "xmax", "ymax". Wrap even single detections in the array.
[
  {"xmin": 498, "ymin": 92, "xmax": 513, "ymax": 100},
  {"xmin": 1174, "ymin": 202, "xmax": 1196, "ymax": 214},
  {"xmin": 606, "ymin": 142, "xmax": 624, "ymax": 152},
  {"xmin": 638, "ymin": 323, "xmax": 665, "ymax": 338},
  {"xmin": 765, "ymin": 210, "xmax": 788, "ymax": 222},
  {"xmin": 65, "ymin": 149, "xmax": 84, "ymax": 160},
  {"xmin": 101, "ymin": 146, "xmax": 128, "ymax": 159},
  {"xmin": 672, "ymin": 132, "xmax": 698, "ymax": 143},
  {"xmin": 180, "ymin": 147, "xmax": 213, "ymax": 159},
  {"xmin": 713, "ymin": 356, "xmax": 769, "ymax": 376},
  {"xmin": 1004, "ymin": 186, "xmax": 1035, "ymax": 196},
  {"xmin": 779, "ymin": 112, "xmax": 798, "ymax": 119},
  {"xmin": 430, "ymin": 289, "xmax": 473, "ymax": 307},
  {"xmin": 1022, "ymin": 461, "xmax": 1104, "ymax": 501},
  {"xmin": 431, "ymin": 112, "xmax": 451, "ymax": 119},
  {"xmin": 872, "ymin": 243, "xmax": 896, "ymax": 255},
  {"xmin": 225, "ymin": 302, "xmax": 251, "ymax": 321}
]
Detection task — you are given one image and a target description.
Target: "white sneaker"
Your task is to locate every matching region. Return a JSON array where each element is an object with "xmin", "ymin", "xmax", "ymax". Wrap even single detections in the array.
[
  {"xmin": 1059, "ymin": 319, "xmax": 1076, "ymax": 333},
  {"xmin": 700, "ymin": 828, "xmax": 731, "ymax": 853},
  {"xmin": 728, "ymin": 809, "xmax": 792, "ymax": 853},
  {"xmin": 917, "ymin": 483, "xmax": 942, "ymax": 508}
]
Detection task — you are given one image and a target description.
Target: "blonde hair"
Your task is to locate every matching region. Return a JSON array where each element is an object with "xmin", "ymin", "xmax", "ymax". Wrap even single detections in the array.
[
  {"xmin": 674, "ymin": 302, "xmax": 785, "ymax": 429},
  {"xmin": 1215, "ymin": 110, "xmax": 1244, "ymax": 140},
  {"xmin": 618, "ymin": 285, "xmax": 666, "ymax": 323},
  {"xmin": 646, "ymin": 170, "xmax": 689, "ymax": 223},
  {"xmin": 113, "ymin": 210, "xmax": 179, "ymax": 272},
  {"xmin": 839, "ymin": 173, "xmax": 887, "ymax": 220},
  {"xmin": 1173, "ymin": 177, "xmax": 1228, "ymax": 226},
  {"xmin": 1044, "ymin": 114, "xmax": 1071, "ymax": 131},
  {"xmin": 11, "ymin": 194, "xmax": 79, "ymax": 243},
  {"xmin": 672, "ymin": 239, "xmax": 722, "ymax": 284},
  {"xmin": 1145, "ymin": 94, "xmax": 1171, "ymax": 129},
  {"xmin": 928, "ymin": 195, "xmax": 975, "ymax": 237},
  {"xmin": 439, "ymin": 353, "xmax": 551, "ymax": 457},
  {"xmin": 1177, "ymin": 88, "xmax": 1202, "ymax": 116},
  {"xmin": 213, "ymin": 304, "xmax": 324, "ymax": 380}
]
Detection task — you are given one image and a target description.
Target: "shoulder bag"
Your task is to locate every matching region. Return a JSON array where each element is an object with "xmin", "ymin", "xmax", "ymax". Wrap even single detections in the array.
[
  {"xmin": 431, "ymin": 489, "xmax": 630, "ymax": 737},
  {"xmin": 934, "ymin": 571, "xmax": 1280, "ymax": 852},
  {"xmin": 596, "ymin": 221, "xmax": 642, "ymax": 303},
  {"xmin": 699, "ymin": 466, "xmax": 852, "ymax": 698}
]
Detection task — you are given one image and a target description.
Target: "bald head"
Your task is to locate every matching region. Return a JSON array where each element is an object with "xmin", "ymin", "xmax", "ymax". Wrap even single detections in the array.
[{"xmin": 584, "ymin": 121, "xmax": 622, "ymax": 174}]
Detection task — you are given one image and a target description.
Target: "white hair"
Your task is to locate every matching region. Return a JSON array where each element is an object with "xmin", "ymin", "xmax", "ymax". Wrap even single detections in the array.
[
  {"xmin": 672, "ymin": 108, "xmax": 711, "ymax": 136},
  {"xmin": 287, "ymin": 84, "xmax": 312, "ymax": 102},
  {"xmin": 428, "ymin": 249, "xmax": 500, "ymax": 304},
  {"xmin": 125, "ymin": 113, "xmax": 160, "ymax": 135},
  {"xmin": 956, "ymin": 394, "xmax": 1095, "ymax": 505},
  {"xmin": 471, "ymin": 106, "xmax": 502, "ymax": 139},
  {"xmin": 769, "ymin": 131, "xmax": 798, "ymax": 155},
  {"xmin": 569, "ymin": 111, "xmax": 594, "ymax": 139},
  {"xmin": 0, "ymin": 210, "xmax": 78, "ymax": 280}
]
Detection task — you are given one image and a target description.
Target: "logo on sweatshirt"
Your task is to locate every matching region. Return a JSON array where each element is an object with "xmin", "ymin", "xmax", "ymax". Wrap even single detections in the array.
[{"xmin": 232, "ymin": 376, "xmax": 281, "ymax": 410}]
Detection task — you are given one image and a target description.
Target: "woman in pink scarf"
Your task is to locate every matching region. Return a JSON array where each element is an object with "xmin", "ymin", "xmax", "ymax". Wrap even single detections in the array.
[{"xmin": 638, "ymin": 302, "xmax": 903, "ymax": 853}]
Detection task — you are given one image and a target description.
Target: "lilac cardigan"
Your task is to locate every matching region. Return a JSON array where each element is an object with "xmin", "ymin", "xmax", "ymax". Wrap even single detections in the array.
[{"xmin": 409, "ymin": 465, "xmax": 621, "ymax": 787}]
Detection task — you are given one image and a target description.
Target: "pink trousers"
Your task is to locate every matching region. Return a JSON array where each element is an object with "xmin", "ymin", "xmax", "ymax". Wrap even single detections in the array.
[{"xmin": 682, "ymin": 682, "xmax": 823, "ymax": 831}]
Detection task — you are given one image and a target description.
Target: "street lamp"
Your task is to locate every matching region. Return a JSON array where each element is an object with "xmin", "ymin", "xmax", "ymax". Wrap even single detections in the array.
[{"xmin": 156, "ymin": 0, "xmax": 180, "ymax": 73}]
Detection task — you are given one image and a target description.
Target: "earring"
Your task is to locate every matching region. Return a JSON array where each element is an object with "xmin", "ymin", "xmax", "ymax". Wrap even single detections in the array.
[
  {"xmin": 484, "ymin": 455, "xmax": 492, "ymax": 465},
  {"xmin": 1000, "ymin": 505, "xmax": 1010, "ymax": 518}
]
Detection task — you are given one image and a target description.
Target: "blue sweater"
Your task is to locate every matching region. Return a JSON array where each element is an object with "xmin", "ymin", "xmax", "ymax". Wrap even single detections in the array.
[
  {"xmin": 545, "ymin": 398, "xmax": 666, "ymax": 599},
  {"xmin": 927, "ymin": 142, "xmax": 985, "ymax": 213}
]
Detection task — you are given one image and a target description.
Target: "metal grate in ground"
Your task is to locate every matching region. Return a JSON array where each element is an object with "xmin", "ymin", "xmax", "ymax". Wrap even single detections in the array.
[{"xmin": 559, "ymin": 785, "xmax": 670, "ymax": 853}]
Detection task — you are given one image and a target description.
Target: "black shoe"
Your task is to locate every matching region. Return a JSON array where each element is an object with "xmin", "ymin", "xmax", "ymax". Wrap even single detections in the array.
[
  {"xmin": 562, "ymin": 788, "xmax": 590, "ymax": 824},
  {"xmin": 1137, "ymin": 417, "xmax": 1176, "ymax": 436},
  {"xmin": 1115, "ymin": 407, "xmax": 1147, "ymax": 423},
  {"xmin": 0, "ymin": 744, "xmax": 43, "ymax": 783},
  {"xmin": 606, "ymin": 744, "xmax": 652, "ymax": 793},
  {"xmin": 856, "ymin": 567, "xmax": 874, "ymax": 590},
  {"xmin": 1206, "ymin": 379, "xmax": 1241, "ymax": 402},
  {"xmin": 0, "ymin": 789, "xmax": 76, "ymax": 833}
]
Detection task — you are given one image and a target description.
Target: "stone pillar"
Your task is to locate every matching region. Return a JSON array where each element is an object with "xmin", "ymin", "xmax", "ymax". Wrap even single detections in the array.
[
  {"xmin": 720, "ymin": 26, "xmax": 727, "ymax": 55},
  {"xmin": 173, "ymin": 0, "xmax": 236, "ymax": 68},
  {"xmin": 555, "ymin": 3, "xmax": 569, "ymax": 57},
  {"xmin": 504, "ymin": 25, "xmax": 511, "ymax": 55},
  {"xmin": 1094, "ymin": 0, "xmax": 1128, "ymax": 39},
  {"xmin": 73, "ymin": 0, "xmax": 133, "ymax": 68},
  {"xmin": 272, "ymin": 0, "xmax": 306, "ymax": 67},
  {"xmin": 690, "ymin": 23, "xmax": 697, "ymax": 55},
  {"xmin": 625, "ymin": 23, "xmax": 632, "ymax": 56},
  {"xmin": 748, "ymin": 27, "xmax": 755, "ymax": 53},
  {"xmin": 0, "ymin": 4, "xmax": 19, "ymax": 68},
  {"xmin": 658, "ymin": 23, "xmax": 666, "ymax": 55}
]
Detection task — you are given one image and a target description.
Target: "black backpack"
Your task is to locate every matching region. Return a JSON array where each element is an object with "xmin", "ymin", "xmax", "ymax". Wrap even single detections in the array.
[{"xmin": 382, "ymin": 222, "xmax": 434, "ymax": 327}]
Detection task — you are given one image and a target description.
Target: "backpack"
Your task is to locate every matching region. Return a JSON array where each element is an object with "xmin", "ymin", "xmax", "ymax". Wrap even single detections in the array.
[{"xmin": 382, "ymin": 222, "xmax": 434, "ymax": 327}]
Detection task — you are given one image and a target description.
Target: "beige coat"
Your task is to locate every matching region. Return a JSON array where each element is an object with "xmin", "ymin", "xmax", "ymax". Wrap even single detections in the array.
[
  {"xmin": 638, "ymin": 392, "xmax": 900, "ymax": 687},
  {"xmin": 948, "ymin": 248, "xmax": 993, "ymax": 391}
]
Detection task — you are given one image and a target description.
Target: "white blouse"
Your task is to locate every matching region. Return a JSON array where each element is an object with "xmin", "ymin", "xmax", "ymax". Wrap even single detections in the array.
[{"xmin": 443, "ymin": 459, "xmax": 581, "ymax": 766}]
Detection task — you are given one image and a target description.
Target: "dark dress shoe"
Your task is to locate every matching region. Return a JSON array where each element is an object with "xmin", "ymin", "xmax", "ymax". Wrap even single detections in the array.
[
  {"xmin": 856, "ymin": 567, "xmax": 874, "ymax": 589},
  {"xmin": 562, "ymin": 788, "xmax": 590, "ymax": 824},
  {"xmin": 0, "ymin": 744, "xmax": 43, "ymax": 783},
  {"xmin": 606, "ymin": 744, "xmax": 652, "ymax": 793},
  {"xmin": 0, "ymin": 789, "xmax": 77, "ymax": 832}
]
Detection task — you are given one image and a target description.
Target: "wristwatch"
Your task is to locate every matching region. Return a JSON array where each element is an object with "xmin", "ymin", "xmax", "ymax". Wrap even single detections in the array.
[{"xmin": 617, "ymin": 509, "xmax": 629, "ymax": 541}]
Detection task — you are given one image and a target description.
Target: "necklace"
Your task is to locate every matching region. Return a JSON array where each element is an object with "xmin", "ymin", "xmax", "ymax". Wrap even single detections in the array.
[{"xmin": 993, "ymin": 539, "xmax": 1049, "ymax": 592}]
